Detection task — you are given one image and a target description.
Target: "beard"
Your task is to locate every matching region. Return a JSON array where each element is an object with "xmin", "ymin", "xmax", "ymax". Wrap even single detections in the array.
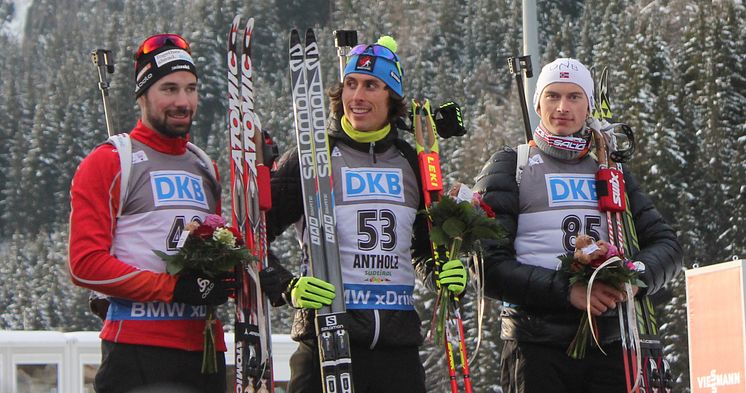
[{"xmin": 147, "ymin": 107, "xmax": 193, "ymax": 138}]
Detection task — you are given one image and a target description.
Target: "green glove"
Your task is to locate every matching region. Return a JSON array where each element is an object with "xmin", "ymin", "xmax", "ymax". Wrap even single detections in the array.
[
  {"xmin": 438, "ymin": 259, "xmax": 467, "ymax": 295},
  {"xmin": 288, "ymin": 276, "xmax": 336, "ymax": 309}
]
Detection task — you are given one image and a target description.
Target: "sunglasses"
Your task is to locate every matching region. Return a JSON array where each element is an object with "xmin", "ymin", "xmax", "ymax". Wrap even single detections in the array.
[
  {"xmin": 135, "ymin": 34, "xmax": 191, "ymax": 62},
  {"xmin": 349, "ymin": 44, "xmax": 402, "ymax": 76}
]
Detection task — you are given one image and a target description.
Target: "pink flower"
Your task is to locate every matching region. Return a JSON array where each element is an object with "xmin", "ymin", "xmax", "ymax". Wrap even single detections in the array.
[
  {"xmin": 604, "ymin": 243, "xmax": 620, "ymax": 259},
  {"xmin": 203, "ymin": 214, "xmax": 226, "ymax": 229}
]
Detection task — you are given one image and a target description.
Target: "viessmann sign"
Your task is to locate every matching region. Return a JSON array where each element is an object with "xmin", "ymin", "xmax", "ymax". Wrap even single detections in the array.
[{"xmin": 686, "ymin": 259, "xmax": 746, "ymax": 393}]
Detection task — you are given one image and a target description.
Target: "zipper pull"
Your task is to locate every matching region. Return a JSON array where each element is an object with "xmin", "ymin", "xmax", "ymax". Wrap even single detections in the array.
[{"xmin": 369, "ymin": 141, "xmax": 377, "ymax": 163}]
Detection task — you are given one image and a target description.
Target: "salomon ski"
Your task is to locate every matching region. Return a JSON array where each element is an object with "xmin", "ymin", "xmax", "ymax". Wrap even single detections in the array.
[
  {"xmin": 229, "ymin": 15, "xmax": 275, "ymax": 393},
  {"xmin": 289, "ymin": 28, "xmax": 354, "ymax": 393}
]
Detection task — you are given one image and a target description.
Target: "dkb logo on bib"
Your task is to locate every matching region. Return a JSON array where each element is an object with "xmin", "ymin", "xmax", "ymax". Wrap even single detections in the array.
[
  {"xmin": 546, "ymin": 174, "xmax": 597, "ymax": 207},
  {"xmin": 342, "ymin": 167, "xmax": 404, "ymax": 203},
  {"xmin": 150, "ymin": 170, "xmax": 208, "ymax": 209}
]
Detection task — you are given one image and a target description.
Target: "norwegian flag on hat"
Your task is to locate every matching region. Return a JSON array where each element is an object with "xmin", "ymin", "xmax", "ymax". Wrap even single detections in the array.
[{"xmin": 532, "ymin": 58, "xmax": 595, "ymax": 114}]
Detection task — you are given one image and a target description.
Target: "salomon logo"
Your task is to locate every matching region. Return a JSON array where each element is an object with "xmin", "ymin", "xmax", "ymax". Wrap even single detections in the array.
[
  {"xmin": 150, "ymin": 170, "xmax": 208, "ymax": 209},
  {"xmin": 342, "ymin": 167, "xmax": 404, "ymax": 202},
  {"xmin": 170, "ymin": 64, "xmax": 190, "ymax": 72}
]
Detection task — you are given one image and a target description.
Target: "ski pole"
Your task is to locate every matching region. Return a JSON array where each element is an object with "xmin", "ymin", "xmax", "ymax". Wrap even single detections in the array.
[
  {"xmin": 333, "ymin": 30, "xmax": 357, "ymax": 82},
  {"xmin": 506, "ymin": 56, "xmax": 533, "ymax": 143},
  {"xmin": 91, "ymin": 49, "xmax": 116, "ymax": 136},
  {"xmin": 85, "ymin": 48, "xmax": 117, "ymax": 328},
  {"xmin": 413, "ymin": 99, "xmax": 472, "ymax": 393}
]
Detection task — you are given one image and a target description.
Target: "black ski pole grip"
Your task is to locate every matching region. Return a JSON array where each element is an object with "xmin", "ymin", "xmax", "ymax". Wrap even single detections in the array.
[
  {"xmin": 507, "ymin": 55, "xmax": 533, "ymax": 142},
  {"xmin": 333, "ymin": 30, "xmax": 357, "ymax": 82}
]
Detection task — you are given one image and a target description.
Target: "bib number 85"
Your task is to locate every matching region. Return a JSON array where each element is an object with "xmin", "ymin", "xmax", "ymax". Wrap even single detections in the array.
[{"xmin": 561, "ymin": 214, "xmax": 601, "ymax": 253}]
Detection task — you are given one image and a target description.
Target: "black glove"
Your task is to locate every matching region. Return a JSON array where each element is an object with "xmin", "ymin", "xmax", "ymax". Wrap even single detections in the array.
[
  {"xmin": 88, "ymin": 291, "xmax": 110, "ymax": 321},
  {"xmin": 173, "ymin": 270, "xmax": 232, "ymax": 306},
  {"xmin": 260, "ymin": 265, "xmax": 294, "ymax": 307}
]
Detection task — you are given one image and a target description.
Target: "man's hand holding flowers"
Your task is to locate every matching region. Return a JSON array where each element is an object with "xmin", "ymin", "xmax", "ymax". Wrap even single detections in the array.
[
  {"xmin": 172, "ymin": 270, "xmax": 234, "ymax": 306},
  {"xmin": 424, "ymin": 182, "xmax": 504, "ymax": 344},
  {"xmin": 569, "ymin": 281, "xmax": 627, "ymax": 316},
  {"xmin": 560, "ymin": 234, "xmax": 645, "ymax": 359},
  {"xmin": 153, "ymin": 213, "xmax": 248, "ymax": 373}
]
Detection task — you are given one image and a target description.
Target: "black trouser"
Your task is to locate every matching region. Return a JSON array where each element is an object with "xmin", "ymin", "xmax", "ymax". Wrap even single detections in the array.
[
  {"xmin": 500, "ymin": 340, "xmax": 628, "ymax": 393},
  {"xmin": 287, "ymin": 339, "xmax": 426, "ymax": 393},
  {"xmin": 95, "ymin": 340, "xmax": 226, "ymax": 393}
]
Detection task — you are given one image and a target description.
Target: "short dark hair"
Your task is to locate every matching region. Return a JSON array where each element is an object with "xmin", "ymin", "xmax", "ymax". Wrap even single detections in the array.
[{"xmin": 327, "ymin": 82, "xmax": 407, "ymax": 124}]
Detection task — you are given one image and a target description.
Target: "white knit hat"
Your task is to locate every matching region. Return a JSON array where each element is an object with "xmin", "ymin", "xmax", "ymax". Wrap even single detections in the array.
[{"xmin": 532, "ymin": 58, "xmax": 594, "ymax": 115}]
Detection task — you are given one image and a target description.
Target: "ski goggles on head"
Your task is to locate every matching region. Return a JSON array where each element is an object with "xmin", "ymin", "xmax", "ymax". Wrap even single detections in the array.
[
  {"xmin": 349, "ymin": 44, "xmax": 403, "ymax": 76},
  {"xmin": 350, "ymin": 44, "xmax": 399, "ymax": 61},
  {"xmin": 135, "ymin": 34, "xmax": 191, "ymax": 62}
]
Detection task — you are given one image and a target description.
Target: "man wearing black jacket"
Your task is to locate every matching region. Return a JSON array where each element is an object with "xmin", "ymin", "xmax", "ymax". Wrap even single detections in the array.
[
  {"xmin": 259, "ymin": 36, "xmax": 467, "ymax": 393},
  {"xmin": 473, "ymin": 58, "xmax": 682, "ymax": 393}
]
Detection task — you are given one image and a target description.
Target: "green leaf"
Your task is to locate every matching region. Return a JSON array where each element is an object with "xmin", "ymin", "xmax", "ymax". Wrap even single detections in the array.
[
  {"xmin": 442, "ymin": 218, "xmax": 466, "ymax": 237},
  {"xmin": 153, "ymin": 250, "xmax": 172, "ymax": 261},
  {"xmin": 166, "ymin": 262, "xmax": 184, "ymax": 275},
  {"xmin": 429, "ymin": 227, "xmax": 448, "ymax": 246},
  {"xmin": 458, "ymin": 201, "xmax": 474, "ymax": 217}
]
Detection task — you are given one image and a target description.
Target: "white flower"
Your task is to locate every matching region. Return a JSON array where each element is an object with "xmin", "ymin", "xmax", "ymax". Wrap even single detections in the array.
[{"xmin": 212, "ymin": 227, "xmax": 236, "ymax": 247}]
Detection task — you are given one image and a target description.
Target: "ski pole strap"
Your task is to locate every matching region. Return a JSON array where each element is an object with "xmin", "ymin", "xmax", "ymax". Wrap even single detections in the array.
[
  {"xmin": 412, "ymin": 99, "xmax": 439, "ymax": 154},
  {"xmin": 412, "ymin": 99, "xmax": 443, "ymax": 207}
]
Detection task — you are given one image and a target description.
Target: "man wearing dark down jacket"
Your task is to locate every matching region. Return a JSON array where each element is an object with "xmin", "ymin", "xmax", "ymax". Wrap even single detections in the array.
[{"xmin": 473, "ymin": 58, "xmax": 682, "ymax": 393}]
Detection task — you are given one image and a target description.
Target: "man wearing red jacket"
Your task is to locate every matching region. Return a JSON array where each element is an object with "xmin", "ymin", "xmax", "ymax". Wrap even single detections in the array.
[{"xmin": 68, "ymin": 34, "xmax": 230, "ymax": 393}]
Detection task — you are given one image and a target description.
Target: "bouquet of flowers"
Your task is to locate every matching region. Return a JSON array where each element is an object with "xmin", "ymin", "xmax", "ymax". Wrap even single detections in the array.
[
  {"xmin": 154, "ymin": 213, "xmax": 250, "ymax": 373},
  {"xmin": 558, "ymin": 234, "xmax": 645, "ymax": 359},
  {"xmin": 424, "ymin": 183, "xmax": 503, "ymax": 344}
]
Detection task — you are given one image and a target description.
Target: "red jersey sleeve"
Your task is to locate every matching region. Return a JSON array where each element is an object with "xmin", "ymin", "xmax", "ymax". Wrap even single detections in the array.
[{"xmin": 68, "ymin": 144, "xmax": 177, "ymax": 302}]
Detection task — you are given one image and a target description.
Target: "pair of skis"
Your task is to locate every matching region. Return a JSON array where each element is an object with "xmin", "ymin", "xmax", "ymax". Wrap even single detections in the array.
[
  {"xmin": 413, "ymin": 99, "xmax": 473, "ymax": 393},
  {"xmin": 592, "ymin": 68, "xmax": 672, "ymax": 393},
  {"xmin": 228, "ymin": 15, "xmax": 275, "ymax": 393},
  {"xmin": 289, "ymin": 28, "xmax": 354, "ymax": 393}
]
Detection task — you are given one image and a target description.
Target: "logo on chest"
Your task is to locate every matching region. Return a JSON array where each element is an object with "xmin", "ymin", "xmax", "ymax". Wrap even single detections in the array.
[
  {"xmin": 150, "ymin": 170, "xmax": 208, "ymax": 209},
  {"xmin": 545, "ymin": 174, "xmax": 597, "ymax": 207},
  {"xmin": 342, "ymin": 167, "xmax": 404, "ymax": 202}
]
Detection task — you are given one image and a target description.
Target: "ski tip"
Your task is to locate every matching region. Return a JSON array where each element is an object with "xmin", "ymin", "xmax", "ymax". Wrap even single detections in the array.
[
  {"xmin": 244, "ymin": 18, "xmax": 255, "ymax": 52},
  {"xmin": 290, "ymin": 29, "xmax": 301, "ymax": 45},
  {"xmin": 229, "ymin": 16, "xmax": 241, "ymax": 48},
  {"xmin": 305, "ymin": 28, "xmax": 316, "ymax": 44}
]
